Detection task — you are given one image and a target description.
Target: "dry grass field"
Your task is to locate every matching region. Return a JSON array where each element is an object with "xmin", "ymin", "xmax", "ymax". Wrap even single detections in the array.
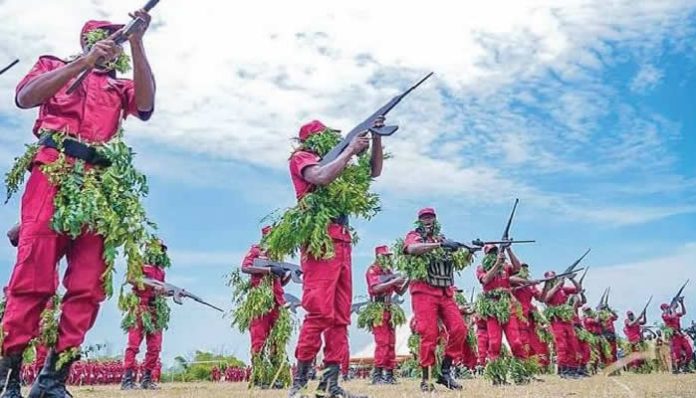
[{"xmin": 50, "ymin": 374, "xmax": 696, "ymax": 398}]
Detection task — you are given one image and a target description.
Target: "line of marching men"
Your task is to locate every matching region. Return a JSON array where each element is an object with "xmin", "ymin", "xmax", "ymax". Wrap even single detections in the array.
[{"xmin": 242, "ymin": 207, "xmax": 694, "ymax": 392}]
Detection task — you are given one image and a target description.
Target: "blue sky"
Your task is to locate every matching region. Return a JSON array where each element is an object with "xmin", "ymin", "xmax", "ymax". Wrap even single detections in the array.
[{"xmin": 1, "ymin": 0, "xmax": 695, "ymax": 365}]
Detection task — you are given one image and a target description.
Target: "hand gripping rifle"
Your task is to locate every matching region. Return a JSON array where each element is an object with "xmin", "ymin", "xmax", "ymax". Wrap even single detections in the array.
[
  {"xmin": 669, "ymin": 279, "xmax": 689, "ymax": 311},
  {"xmin": 318, "ymin": 72, "xmax": 434, "ymax": 166},
  {"xmin": 0, "ymin": 59, "xmax": 19, "ymax": 76},
  {"xmin": 252, "ymin": 258, "xmax": 303, "ymax": 284},
  {"xmin": 142, "ymin": 278, "xmax": 224, "ymax": 313},
  {"xmin": 66, "ymin": 0, "xmax": 161, "ymax": 94},
  {"xmin": 471, "ymin": 198, "xmax": 536, "ymax": 250},
  {"xmin": 283, "ymin": 293, "xmax": 303, "ymax": 314}
]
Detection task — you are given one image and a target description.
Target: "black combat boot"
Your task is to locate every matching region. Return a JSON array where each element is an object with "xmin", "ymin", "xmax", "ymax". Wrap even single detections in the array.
[
  {"xmin": 28, "ymin": 349, "xmax": 78, "ymax": 398},
  {"xmin": 140, "ymin": 370, "xmax": 160, "ymax": 390},
  {"xmin": 324, "ymin": 365, "xmax": 367, "ymax": 398},
  {"xmin": 370, "ymin": 367, "xmax": 384, "ymax": 385},
  {"xmin": 120, "ymin": 369, "xmax": 137, "ymax": 390},
  {"xmin": 436, "ymin": 356, "xmax": 463, "ymax": 390},
  {"xmin": 0, "ymin": 353, "xmax": 24, "ymax": 398},
  {"xmin": 288, "ymin": 361, "xmax": 312, "ymax": 398},
  {"xmin": 419, "ymin": 366, "xmax": 435, "ymax": 392},
  {"xmin": 382, "ymin": 369, "xmax": 397, "ymax": 384}
]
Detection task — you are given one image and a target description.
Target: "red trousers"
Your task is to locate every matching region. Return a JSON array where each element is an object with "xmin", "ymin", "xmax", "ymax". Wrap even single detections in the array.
[
  {"xmin": 476, "ymin": 319, "xmax": 488, "ymax": 366},
  {"xmin": 123, "ymin": 312, "xmax": 163, "ymax": 372},
  {"xmin": 35, "ymin": 344, "xmax": 49, "ymax": 368},
  {"xmin": 2, "ymin": 168, "xmax": 107, "ymax": 355},
  {"xmin": 519, "ymin": 317, "xmax": 550, "ymax": 366},
  {"xmin": 412, "ymin": 292, "xmax": 467, "ymax": 367},
  {"xmin": 295, "ymin": 240, "xmax": 351, "ymax": 365},
  {"xmin": 670, "ymin": 334, "xmax": 694, "ymax": 367},
  {"xmin": 609, "ymin": 339, "xmax": 618, "ymax": 362},
  {"xmin": 627, "ymin": 341, "xmax": 644, "ymax": 368},
  {"xmin": 372, "ymin": 311, "xmax": 396, "ymax": 370},
  {"xmin": 250, "ymin": 307, "xmax": 280, "ymax": 354},
  {"xmin": 341, "ymin": 346, "xmax": 349, "ymax": 376},
  {"xmin": 550, "ymin": 320, "xmax": 580, "ymax": 367},
  {"xmin": 577, "ymin": 338, "xmax": 591, "ymax": 366},
  {"xmin": 485, "ymin": 314, "xmax": 527, "ymax": 361}
]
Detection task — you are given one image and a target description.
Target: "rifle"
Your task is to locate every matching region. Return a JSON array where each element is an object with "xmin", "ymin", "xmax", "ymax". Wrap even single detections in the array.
[
  {"xmin": 472, "ymin": 198, "xmax": 535, "ymax": 251},
  {"xmin": 578, "ymin": 266, "xmax": 590, "ymax": 286},
  {"xmin": 318, "ymin": 72, "xmax": 434, "ymax": 166},
  {"xmin": 141, "ymin": 278, "xmax": 224, "ymax": 313},
  {"xmin": 638, "ymin": 295, "xmax": 653, "ymax": 319},
  {"xmin": 66, "ymin": 0, "xmax": 161, "ymax": 94},
  {"xmin": 0, "ymin": 59, "xmax": 19, "ymax": 75},
  {"xmin": 283, "ymin": 293, "xmax": 302, "ymax": 314},
  {"xmin": 562, "ymin": 248, "xmax": 591, "ymax": 275},
  {"xmin": 669, "ymin": 279, "xmax": 689, "ymax": 310},
  {"xmin": 470, "ymin": 287, "xmax": 476, "ymax": 304},
  {"xmin": 596, "ymin": 287, "xmax": 610, "ymax": 311},
  {"xmin": 351, "ymin": 300, "xmax": 370, "ymax": 315},
  {"xmin": 252, "ymin": 259, "xmax": 303, "ymax": 284},
  {"xmin": 512, "ymin": 268, "xmax": 585, "ymax": 291}
]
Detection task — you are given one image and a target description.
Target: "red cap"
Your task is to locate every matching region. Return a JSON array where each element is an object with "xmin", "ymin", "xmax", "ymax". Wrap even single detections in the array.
[
  {"xmin": 261, "ymin": 226, "xmax": 272, "ymax": 236},
  {"xmin": 81, "ymin": 20, "xmax": 125, "ymax": 46},
  {"xmin": 299, "ymin": 120, "xmax": 329, "ymax": 142},
  {"xmin": 660, "ymin": 303, "xmax": 669, "ymax": 310},
  {"xmin": 375, "ymin": 245, "xmax": 392, "ymax": 256},
  {"xmin": 483, "ymin": 244, "xmax": 498, "ymax": 254},
  {"xmin": 417, "ymin": 207, "xmax": 436, "ymax": 218}
]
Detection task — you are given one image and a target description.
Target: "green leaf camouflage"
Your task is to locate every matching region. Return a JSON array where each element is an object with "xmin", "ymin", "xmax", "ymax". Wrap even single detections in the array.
[{"xmin": 262, "ymin": 129, "xmax": 382, "ymax": 260}]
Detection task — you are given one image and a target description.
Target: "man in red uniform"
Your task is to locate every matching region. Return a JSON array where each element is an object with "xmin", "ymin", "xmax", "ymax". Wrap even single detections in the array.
[
  {"xmin": 0, "ymin": 11, "xmax": 156, "ymax": 398},
  {"xmin": 623, "ymin": 310, "xmax": 647, "ymax": 370},
  {"xmin": 365, "ymin": 245, "xmax": 407, "ymax": 385},
  {"xmin": 661, "ymin": 299, "xmax": 694, "ymax": 373},
  {"xmin": 241, "ymin": 226, "xmax": 291, "ymax": 388},
  {"xmin": 404, "ymin": 208, "xmax": 469, "ymax": 392},
  {"xmin": 288, "ymin": 119, "xmax": 384, "ymax": 398},
  {"xmin": 599, "ymin": 307, "xmax": 619, "ymax": 364},
  {"xmin": 541, "ymin": 272, "xmax": 582, "ymax": 378},
  {"xmin": 581, "ymin": 306, "xmax": 605, "ymax": 371},
  {"xmin": 569, "ymin": 294, "xmax": 590, "ymax": 377},
  {"xmin": 510, "ymin": 263, "xmax": 550, "ymax": 367},
  {"xmin": 121, "ymin": 240, "xmax": 168, "ymax": 390},
  {"xmin": 476, "ymin": 245, "xmax": 528, "ymax": 364}
]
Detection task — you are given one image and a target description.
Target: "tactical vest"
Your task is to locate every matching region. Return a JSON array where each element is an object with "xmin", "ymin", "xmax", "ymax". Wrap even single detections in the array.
[{"xmin": 426, "ymin": 254, "xmax": 454, "ymax": 288}]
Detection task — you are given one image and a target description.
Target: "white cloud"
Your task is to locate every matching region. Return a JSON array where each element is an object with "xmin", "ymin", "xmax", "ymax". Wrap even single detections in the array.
[
  {"xmin": 0, "ymin": 0, "xmax": 694, "ymax": 226},
  {"xmin": 630, "ymin": 64, "xmax": 665, "ymax": 93}
]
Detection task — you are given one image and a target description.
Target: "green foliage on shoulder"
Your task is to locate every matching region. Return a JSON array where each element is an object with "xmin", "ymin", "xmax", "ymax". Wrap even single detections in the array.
[{"xmin": 262, "ymin": 131, "xmax": 383, "ymax": 260}]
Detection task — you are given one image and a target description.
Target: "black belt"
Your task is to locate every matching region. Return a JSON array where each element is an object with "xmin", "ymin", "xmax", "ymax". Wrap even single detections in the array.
[
  {"xmin": 39, "ymin": 134, "xmax": 112, "ymax": 167},
  {"xmin": 332, "ymin": 215, "xmax": 349, "ymax": 226},
  {"xmin": 371, "ymin": 296, "xmax": 391, "ymax": 304}
]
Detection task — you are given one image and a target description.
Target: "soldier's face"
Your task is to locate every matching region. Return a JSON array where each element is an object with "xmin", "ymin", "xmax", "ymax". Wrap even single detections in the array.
[{"xmin": 420, "ymin": 215, "xmax": 436, "ymax": 232}]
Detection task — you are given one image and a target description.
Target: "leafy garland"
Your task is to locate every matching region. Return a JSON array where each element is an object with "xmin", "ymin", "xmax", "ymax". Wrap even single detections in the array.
[
  {"xmin": 227, "ymin": 269, "xmax": 293, "ymax": 388},
  {"xmin": 356, "ymin": 302, "xmax": 406, "ymax": 332},
  {"xmin": 118, "ymin": 291, "xmax": 170, "ymax": 334},
  {"xmin": 81, "ymin": 28, "xmax": 132, "ymax": 73},
  {"xmin": 475, "ymin": 289, "xmax": 524, "ymax": 324},
  {"xmin": 38, "ymin": 295, "xmax": 61, "ymax": 349},
  {"xmin": 484, "ymin": 354, "xmax": 539, "ymax": 385},
  {"xmin": 543, "ymin": 304, "xmax": 575, "ymax": 323},
  {"xmin": 660, "ymin": 324, "xmax": 675, "ymax": 340},
  {"xmin": 249, "ymin": 307, "xmax": 294, "ymax": 388},
  {"xmin": 392, "ymin": 226, "xmax": 473, "ymax": 281},
  {"xmin": 262, "ymin": 130, "xmax": 382, "ymax": 260},
  {"xmin": 4, "ymin": 143, "xmax": 39, "ymax": 203},
  {"xmin": 4, "ymin": 131, "xmax": 157, "ymax": 299}
]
